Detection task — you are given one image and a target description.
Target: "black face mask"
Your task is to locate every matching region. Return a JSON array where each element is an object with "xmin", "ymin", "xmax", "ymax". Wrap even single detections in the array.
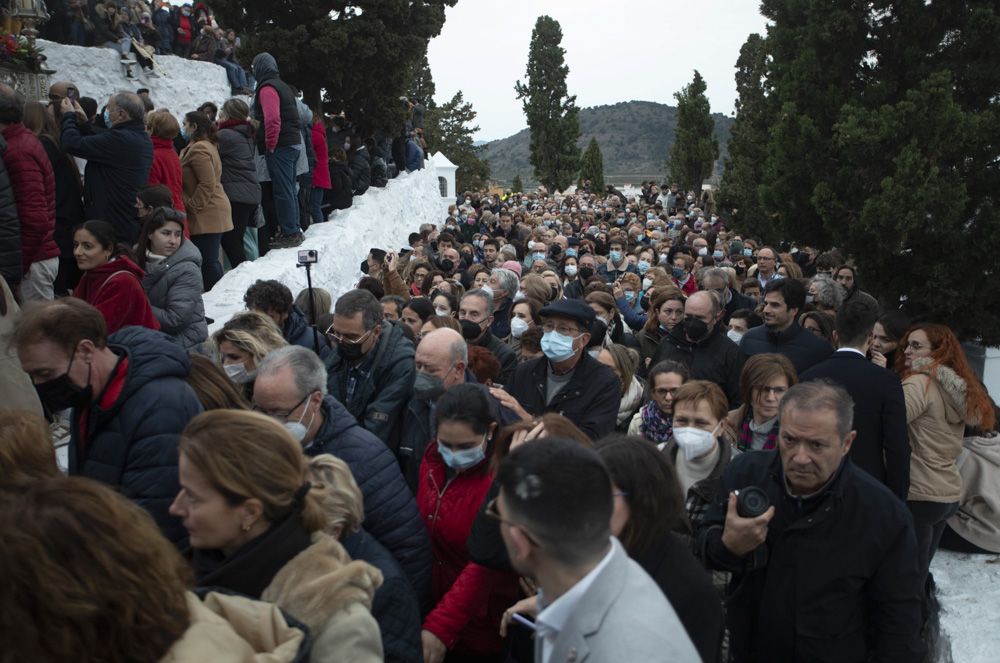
[
  {"xmin": 683, "ymin": 317, "xmax": 711, "ymax": 342},
  {"xmin": 460, "ymin": 318, "xmax": 485, "ymax": 341},
  {"xmin": 35, "ymin": 358, "xmax": 92, "ymax": 413},
  {"xmin": 579, "ymin": 266, "xmax": 595, "ymax": 280},
  {"xmin": 438, "ymin": 258, "xmax": 455, "ymax": 273}
]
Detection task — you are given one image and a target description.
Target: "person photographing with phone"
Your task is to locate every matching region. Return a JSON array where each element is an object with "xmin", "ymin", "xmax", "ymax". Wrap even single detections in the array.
[{"xmin": 696, "ymin": 380, "xmax": 925, "ymax": 662}]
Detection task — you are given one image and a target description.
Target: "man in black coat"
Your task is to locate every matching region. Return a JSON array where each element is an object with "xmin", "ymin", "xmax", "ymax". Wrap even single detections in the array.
[
  {"xmin": 60, "ymin": 92, "xmax": 153, "ymax": 245},
  {"xmin": 253, "ymin": 345, "xmax": 432, "ymax": 611},
  {"xmin": 499, "ymin": 299, "xmax": 619, "ymax": 440},
  {"xmin": 15, "ymin": 300, "xmax": 202, "ymax": 547},
  {"xmin": 650, "ymin": 291, "xmax": 744, "ymax": 406},
  {"xmin": 459, "ymin": 289, "xmax": 517, "ymax": 386},
  {"xmin": 325, "ymin": 289, "xmax": 415, "ymax": 446},
  {"xmin": 697, "ymin": 381, "xmax": 925, "ymax": 663},
  {"xmin": 800, "ymin": 301, "xmax": 911, "ymax": 500},
  {"xmin": 0, "ymin": 137, "xmax": 21, "ymax": 289},
  {"xmin": 739, "ymin": 277, "xmax": 832, "ymax": 374}
]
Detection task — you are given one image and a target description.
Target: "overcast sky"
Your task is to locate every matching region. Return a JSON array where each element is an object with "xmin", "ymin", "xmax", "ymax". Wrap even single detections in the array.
[{"xmin": 427, "ymin": 1, "xmax": 770, "ymax": 141}]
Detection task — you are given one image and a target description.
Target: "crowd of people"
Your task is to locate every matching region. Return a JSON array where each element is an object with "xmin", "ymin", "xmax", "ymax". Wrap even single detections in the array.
[{"xmin": 2, "ymin": 54, "xmax": 1000, "ymax": 662}]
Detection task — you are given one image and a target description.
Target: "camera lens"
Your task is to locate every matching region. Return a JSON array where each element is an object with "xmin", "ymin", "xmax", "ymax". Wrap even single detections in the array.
[{"xmin": 736, "ymin": 486, "xmax": 770, "ymax": 519}]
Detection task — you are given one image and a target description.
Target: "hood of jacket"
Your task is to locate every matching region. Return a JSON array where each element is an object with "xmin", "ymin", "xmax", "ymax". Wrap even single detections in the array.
[
  {"xmin": 910, "ymin": 357, "xmax": 976, "ymax": 426},
  {"xmin": 144, "ymin": 238, "xmax": 203, "ymax": 284},
  {"xmin": 107, "ymin": 325, "xmax": 192, "ymax": 403},
  {"xmin": 252, "ymin": 52, "xmax": 279, "ymax": 83},
  {"xmin": 261, "ymin": 533, "xmax": 381, "ymax": 635},
  {"xmin": 160, "ymin": 591, "xmax": 307, "ymax": 662},
  {"xmin": 313, "ymin": 394, "xmax": 361, "ymax": 442}
]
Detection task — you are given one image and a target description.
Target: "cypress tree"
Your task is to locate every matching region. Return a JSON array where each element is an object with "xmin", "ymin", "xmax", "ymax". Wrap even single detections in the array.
[
  {"xmin": 667, "ymin": 70, "xmax": 719, "ymax": 194},
  {"xmin": 578, "ymin": 137, "xmax": 605, "ymax": 192},
  {"xmin": 511, "ymin": 174, "xmax": 524, "ymax": 193}
]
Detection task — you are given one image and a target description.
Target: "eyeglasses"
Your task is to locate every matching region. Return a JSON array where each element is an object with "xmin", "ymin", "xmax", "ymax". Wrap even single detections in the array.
[
  {"xmin": 652, "ymin": 387, "xmax": 678, "ymax": 398},
  {"xmin": 755, "ymin": 385, "xmax": 788, "ymax": 397},
  {"xmin": 252, "ymin": 393, "xmax": 308, "ymax": 422},
  {"xmin": 485, "ymin": 497, "xmax": 541, "ymax": 546},
  {"xmin": 326, "ymin": 325, "xmax": 375, "ymax": 346},
  {"xmin": 541, "ymin": 322, "xmax": 584, "ymax": 336},
  {"xmin": 906, "ymin": 341, "xmax": 926, "ymax": 351}
]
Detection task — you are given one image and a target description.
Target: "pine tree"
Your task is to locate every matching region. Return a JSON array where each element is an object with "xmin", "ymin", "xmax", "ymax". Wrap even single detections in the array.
[
  {"xmin": 210, "ymin": 0, "xmax": 456, "ymax": 132},
  {"xmin": 424, "ymin": 91, "xmax": 491, "ymax": 192},
  {"xmin": 667, "ymin": 71, "xmax": 719, "ymax": 195},
  {"xmin": 578, "ymin": 137, "xmax": 605, "ymax": 192},
  {"xmin": 511, "ymin": 174, "xmax": 524, "ymax": 193},
  {"xmin": 405, "ymin": 53, "xmax": 437, "ymax": 111},
  {"xmin": 514, "ymin": 16, "xmax": 580, "ymax": 192},
  {"xmin": 719, "ymin": 34, "xmax": 775, "ymax": 240}
]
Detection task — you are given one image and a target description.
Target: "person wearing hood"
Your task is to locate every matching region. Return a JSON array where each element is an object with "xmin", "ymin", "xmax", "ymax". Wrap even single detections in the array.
[
  {"xmin": 13, "ymin": 299, "xmax": 204, "ymax": 546},
  {"xmin": 650, "ymin": 291, "xmax": 744, "ymax": 407},
  {"xmin": 60, "ymin": 92, "xmax": 154, "ymax": 246},
  {"xmin": 71, "ymin": 220, "xmax": 159, "ymax": 334},
  {"xmin": 0, "ymin": 477, "xmax": 312, "ymax": 663},
  {"xmin": 251, "ymin": 53, "xmax": 304, "ymax": 248},
  {"xmin": 895, "ymin": 323, "xmax": 997, "ymax": 622},
  {"xmin": 136, "ymin": 208, "xmax": 208, "ymax": 350},
  {"xmin": 252, "ymin": 346, "xmax": 432, "ymax": 613}
]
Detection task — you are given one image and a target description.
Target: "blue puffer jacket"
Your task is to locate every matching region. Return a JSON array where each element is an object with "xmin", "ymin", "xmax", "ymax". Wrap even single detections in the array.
[
  {"xmin": 283, "ymin": 305, "xmax": 331, "ymax": 359},
  {"xmin": 342, "ymin": 528, "xmax": 422, "ymax": 663},
  {"xmin": 69, "ymin": 326, "xmax": 203, "ymax": 545},
  {"xmin": 306, "ymin": 395, "xmax": 432, "ymax": 611}
]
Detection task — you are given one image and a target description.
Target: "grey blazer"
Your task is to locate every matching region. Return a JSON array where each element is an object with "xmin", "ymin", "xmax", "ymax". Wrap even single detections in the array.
[{"xmin": 536, "ymin": 538, "xmax": 701, "ymax": 663}]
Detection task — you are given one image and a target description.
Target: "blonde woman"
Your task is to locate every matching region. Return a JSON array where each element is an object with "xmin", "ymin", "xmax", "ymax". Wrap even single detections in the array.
[{"xmin": 210, "ymin": 310, "xmax": 286, "ymax": 399}]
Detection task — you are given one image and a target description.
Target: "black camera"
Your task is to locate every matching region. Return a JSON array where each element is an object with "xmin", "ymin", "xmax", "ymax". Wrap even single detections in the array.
[
  {"xmin": 736, "ymin": 486, "xmax": 770, "ymax": 518},
  {"xmin": 297, "ymin": 249, "xmax": 318, "ymax": 265}
]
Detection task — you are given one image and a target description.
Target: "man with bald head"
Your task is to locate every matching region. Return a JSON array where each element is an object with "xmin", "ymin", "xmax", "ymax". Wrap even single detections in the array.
[
  {"xmin": 650, "ymin": 289, "xmax": 745, "ymax": 405},
  {"xmin": 60, "ymin": 90, "xmax": 153, "ymax": 244}
]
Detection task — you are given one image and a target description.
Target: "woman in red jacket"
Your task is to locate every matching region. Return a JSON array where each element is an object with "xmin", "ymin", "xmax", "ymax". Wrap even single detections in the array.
[
  {"xmin": 417, "ymin": 383, "xmax": 519, "ymax": 663},
  {"xmin": 145, "ymin": 110, "xmax": 186, "ymax": 217},
  {"xmin": 72, "ymin": 220, "xmax": 159, "ymax": 334},
  {"xmin": 310, "ymin": 110, "xmax": 331, "ymax": 226}
]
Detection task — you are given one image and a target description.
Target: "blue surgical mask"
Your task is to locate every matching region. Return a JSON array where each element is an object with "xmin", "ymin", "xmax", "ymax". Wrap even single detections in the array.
[
  {"xmin": 616, "ymin": 217, "xmax": 625, "ymax": 225},
  {"xmin": 624, "ymin": 291, "xmax": 636, "ymax": 302},
  {"xmin": 713, "ymin": 250, "xmax": 724, "ymax": 260},
  {"xmin": 743, "ymin": 248, "xmax": 753, "ymax": 257},
  {"xmin": 636, "ymin": 260, "xmax": 650, "ymax": 274},
  {"xmin": 672, "ymin": 265, "xmax": 685, "ymax": 279},
  {"xmin": 103, "ymin": 108, "xmax": 111, "ymax": 127},
  {"xmin": 646, "ymin": 212, "xmax": 655, "ymax": 220},
  {"xmin": 609, "ymin": 250, "xmax": 622, "ymax": 263},
  {"xmin": 438, "ymin": 434, "xmax": 487, "ymax": 471},
  {"xmin": 533, "ymin": 252, "xmax": 546, "ymax": 262},
  {"xmin": 565, "ymin": 248, "xmax": 578, "ymax": 258},
  {"xmin": 541, "ymin": 330, "xmax": 579, "ymax": 362}
]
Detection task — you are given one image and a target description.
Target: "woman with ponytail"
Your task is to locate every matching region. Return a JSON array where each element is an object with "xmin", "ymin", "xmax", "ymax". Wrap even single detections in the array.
[{"xmin": 169, "ymin": 409, "xmax": 383, "ymax": 662}]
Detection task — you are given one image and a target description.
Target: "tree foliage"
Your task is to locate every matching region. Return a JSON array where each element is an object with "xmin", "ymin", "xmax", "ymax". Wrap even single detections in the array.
[
  {"xmin": 424, "ymin": 91, "xmax": 491, "ymax": 193},
  {"xmin": 718, "ymin": 34, "xmax": 775, "ymax": 240},
  {"xmin": 511, "ymin": 174, "xmax": 524, "ymax": 193},
  {"xmin": 210, "ymin": 0, "xmax": 456, "ymax": 133},
  {"xmin": 514, "ymin": 15, "xmax": 580, "ymax": 192},
  {"xmin": 578, "ymin": 137, "xmax": 605, "ymax": 192},
  {"xmin": 405, "ymin": 52, "xmax": 437, "ymax": 110},
  {"xmin": 667, "ymin": 70, "xmax": 719, "ymax": 194},
  {"xmin": 723, "ymin": 0, "xmax": 1000, "ymax": 342}
]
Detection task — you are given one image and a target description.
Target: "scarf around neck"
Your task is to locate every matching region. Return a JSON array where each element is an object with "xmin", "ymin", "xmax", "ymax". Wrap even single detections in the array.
[{"xmin": 640, "ymin": 401, "xmax": 673, "ymax": 443}]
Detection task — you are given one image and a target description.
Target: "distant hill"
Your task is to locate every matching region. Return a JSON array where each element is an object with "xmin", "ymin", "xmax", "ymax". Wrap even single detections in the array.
[{"xmin": 479, "ymin": 100, "xmax": 734, "ymax": 187}]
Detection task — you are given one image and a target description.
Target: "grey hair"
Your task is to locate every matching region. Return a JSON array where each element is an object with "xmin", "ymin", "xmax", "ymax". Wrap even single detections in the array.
[
  {"xmin": 810, "ymin": 275, "xmax": 844, "ymax": 310},
  {"xmin": 464, "ymin": 288, "xmax": 494, "ymax": 316},
  {"xmin": 334, "ymin": 289, "xmax": 383, "ymax": 330},
  {"xmin": 256, "ymin": 345, "xmax": 329, "ymax": 396},
  {"xmin": 113, "ymin": 91, "xmax": 145, "ymax": 121},
  {"xmin": 701, "ymin": 267, "xmax": 732, "ymax": 289},
  {"xmin": 449, "ymin": 336, "xmax": 468, "ymax": 365},
  {"xmin": 499, "ymin": 244, "xmax": 518, "ymax": 261},
  {"xmin": 779, "ymin": 380, "xmax": 854, "ymax": 440},
  {"xmin": 491, "ymin": 268, "xmax": 519, "ymax": 299}
]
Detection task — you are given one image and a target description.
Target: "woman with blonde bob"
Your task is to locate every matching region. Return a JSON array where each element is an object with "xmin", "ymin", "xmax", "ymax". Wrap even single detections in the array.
[
  {"xmin": 170, "ymin": 410, "xmax": 384, "ymax": 662},
  {"xmin": 0, "ymin": 477, "xmax": 309, "ymax": 662},
  {"xmin": 211, "ymin": 310, "xmax": 287, "ymax": 399}
]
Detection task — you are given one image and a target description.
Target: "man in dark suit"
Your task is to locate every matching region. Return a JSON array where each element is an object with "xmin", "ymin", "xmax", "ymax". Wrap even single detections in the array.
[{"xmin": 800, "ymin": 300, "xmax": 910, "ymax": 499}]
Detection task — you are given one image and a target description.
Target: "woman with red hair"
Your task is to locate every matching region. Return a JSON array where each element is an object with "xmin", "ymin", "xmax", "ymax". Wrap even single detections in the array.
[{"xmin": 896, "ymin": 323, "xmax": 995, "ymax": 616}]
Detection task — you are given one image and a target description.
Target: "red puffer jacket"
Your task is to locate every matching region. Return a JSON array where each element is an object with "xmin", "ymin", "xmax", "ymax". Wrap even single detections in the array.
[
  {"xmin": 1, "ymin": 123, "xmax": 58, "ymax": 275},
  {"xmin": 417, "ymin": 441, "xmax": 520, "ymax": 657},
  {"xmin": 74, "ymin": 256, "xmax": 160, "ymax": 334}
]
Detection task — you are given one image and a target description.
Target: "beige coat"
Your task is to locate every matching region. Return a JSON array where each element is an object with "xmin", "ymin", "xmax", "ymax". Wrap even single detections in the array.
[
  {"xmin": 262, "ymin": 533, "xmax": 384, "ymax": 663},
  {"xmin": 903, "ymin": 358, "xmax": 977, "ymax": 503},
  {"xmin": 160, "ymin": 591, "xmax": 306, "ymax": 662},
  {"xmin": 181, "ymin": 140, "xmax": 233, "ymax": 236},
  {"xmin": 947, "ymin": 435, "xmax": 1000, "ymax": 553},
  {"xmin": 0, "ymin": 277, "xmax": 42, "ymax": 416}
]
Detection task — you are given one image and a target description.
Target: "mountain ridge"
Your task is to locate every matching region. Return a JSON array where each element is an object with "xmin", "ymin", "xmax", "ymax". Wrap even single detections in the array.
[{"xmin": 479, "ymin": 100, "xmax": 734, "ymax": 187}]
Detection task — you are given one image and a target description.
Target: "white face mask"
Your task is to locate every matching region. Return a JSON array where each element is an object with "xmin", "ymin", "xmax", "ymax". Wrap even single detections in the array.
[
  {"xmin": 513, "ymin": 290, "xmax": 527, "ymax": 302},
  {"xmin": 284, "ymin": 395, "xmax": 317, "ymax": 443},
  {"xmin": 435, "ymin": 307, "xmax": 450, "ymax": 317},
  {"xmin": 642, "ymin": 277, "xmax": 653, "ymax": 290},
  {"xmin": 673, "ymin": 425, "xmax": 718, "ymax": 461},
  {"xmin": 510, "ymin": 317, "xmax": 530, "ymax": 338},
  {"xmin": 727, "ymin": 329, "xmax": 744, "ymax": 344},
  {"xmin": 223, "ymin": 361, "xmax": 253, "ymax": 384},
  {"xmin": 564, "ymin": 264, "xmax": 578, "ymax": 277}
]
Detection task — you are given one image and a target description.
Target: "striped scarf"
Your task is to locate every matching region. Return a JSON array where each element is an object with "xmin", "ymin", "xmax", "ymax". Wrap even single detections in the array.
[{"xmin": 737, "ymin": 412, "xmax": 779, "ymax": 452}]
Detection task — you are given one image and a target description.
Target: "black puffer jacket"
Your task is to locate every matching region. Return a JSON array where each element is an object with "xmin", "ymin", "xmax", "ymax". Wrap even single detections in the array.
[
  {"xmin": 342, "ymin": 528, "xmax": 422, "ymax": 663},
  {"xmin": 217, "ymin": 122, "xmax": 262, "ymax": 205},
  {"xmin": 651, "ymin": 325, "xmax": 745, "ymax": 406},
  {"xmin": 697, "ymin": 451, "xmax": 925, "ymax": 663},
  {"xmin": 69, "ymin": 326, "xmax": 203, "ymax": 546},
  {"xmin": 306, "ymin": 395, "xmax": 432, "ymax": 611},
  {"xmin": 349, "ymin": 147, "xmax": 371, "ymax": 195},
  {"xmin": 325, "ymin": 320, "xmax": 414, "ymax": 445},
  {"xmin": 282, "ymin": 306, "xmax": 330, "ymax": 359},
  {"xmin": 329, "ymin": 161, "xmax": 353, "ymax": 210},
  {"xmin": 0, "ymin": 138, "xmax": 21, "ymax": 285},
  {"xmin": 739, "ymin": 321, "xmax": 832, "ymax": 375}
]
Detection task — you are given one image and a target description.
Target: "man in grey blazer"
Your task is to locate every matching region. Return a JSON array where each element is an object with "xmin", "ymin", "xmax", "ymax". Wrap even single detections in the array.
[{"xmin": 495, "ymin": 438, "xmax": 700, "ymax": 663}]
